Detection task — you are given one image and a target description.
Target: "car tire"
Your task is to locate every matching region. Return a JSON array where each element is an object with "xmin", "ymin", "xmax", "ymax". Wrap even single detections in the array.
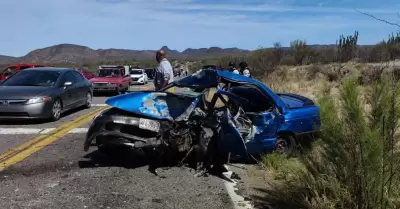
[
  {"xmin": 275, "ymin": 134, "xmax": 296, "ymax": 157},
  {"xmin": 50, "ymin": 98, "xmax": 62, "ymax": 121},
  {"xmin": 84, "ymin": 92, "xmax": 92, "ymax": 108},
  {"xmin": 116, "ymin": 88, "xmax": 121, "ymax": 95}
]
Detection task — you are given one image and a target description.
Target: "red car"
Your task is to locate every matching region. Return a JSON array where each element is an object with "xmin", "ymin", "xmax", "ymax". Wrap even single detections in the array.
[
  {"xmin": 0, "ymin": 64, "xmax": 44, "ymax": 80},
  {"xmin": 77, "ymin": 69, "xmax": 95, "ymax": 79},
  {"xmin": 90, "ymin": 67, "xmax": 132, "ymax": 95}
]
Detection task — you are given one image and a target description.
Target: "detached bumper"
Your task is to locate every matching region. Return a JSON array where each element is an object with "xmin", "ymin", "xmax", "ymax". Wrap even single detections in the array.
[{"xmin": 84, "ymin": 113, "xmax": 161, "ymax": 151}]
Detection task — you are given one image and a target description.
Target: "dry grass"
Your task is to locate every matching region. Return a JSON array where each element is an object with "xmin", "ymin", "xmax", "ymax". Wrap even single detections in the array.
[{"xmin": 255, "ymin": 61, "xmax": 400, "ymax": 209}]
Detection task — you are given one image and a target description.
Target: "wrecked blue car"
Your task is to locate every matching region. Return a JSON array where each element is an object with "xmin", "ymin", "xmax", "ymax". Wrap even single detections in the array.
[{"xmin": 84, "ymin": 69, "xmax": 320, "ymax": 173}]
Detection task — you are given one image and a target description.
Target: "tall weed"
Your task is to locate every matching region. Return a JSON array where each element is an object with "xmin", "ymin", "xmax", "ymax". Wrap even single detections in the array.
[{"xmin": 263, "ymin": 75, "xmax": 400, "ymax": 209}]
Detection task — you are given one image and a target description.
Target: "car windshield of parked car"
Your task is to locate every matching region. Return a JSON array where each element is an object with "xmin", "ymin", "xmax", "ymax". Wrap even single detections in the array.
[
  {"xmin": 1, "ymin": 67, "xmax": 17, "ymax": 76},
  {"xmin": 130, "ymin": 70, "xmax": 143, "ymax": 75},
  {"xmin": 1, "ymin": 70, "xmax": 60, "ymax": 86},
  {"xmin": 98, "ymin": 69, "xmax": 121, "ymax": 77}
]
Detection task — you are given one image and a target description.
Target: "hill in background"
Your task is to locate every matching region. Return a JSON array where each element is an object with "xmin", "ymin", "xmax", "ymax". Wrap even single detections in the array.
[
  {"xmin": 0, "ymin": 43, "xmax": 352, "ymax": 65},
  {"xmin": 0, "ymin": 44, "xmax": 252, "ymax": 65}
]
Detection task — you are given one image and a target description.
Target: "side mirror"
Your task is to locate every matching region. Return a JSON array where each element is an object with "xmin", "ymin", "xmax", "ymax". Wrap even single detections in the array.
[{"xmin": 64, "ymin": 81, "xmax": 72, "ymax": 86}]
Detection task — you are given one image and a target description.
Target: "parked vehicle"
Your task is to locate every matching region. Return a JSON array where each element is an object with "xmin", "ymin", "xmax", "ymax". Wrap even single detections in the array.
[
  {"xmin": 0, "ymin": 64, "xmax": 44, "ymax": 81},
  {"xmin": 99, "ymin": 65, "xmax": 130, "ymax": 77},
  {"xmin": 0, "ymin": 67, "xmax": 93, "ymax": 121},
  {"xmin": 89, "ymin": 68, "xmax": 131, "ymax": 95},
  {"xmin": 77, "ymin": 69, "xmax": 95, "ymax": 80},
  {"xmin": 84, "ymin": 69, "xmax": 320, "ymax": 173},
  {"xmin": 130, "ymin": 68, "xmax": 148, "ymax": 85}
]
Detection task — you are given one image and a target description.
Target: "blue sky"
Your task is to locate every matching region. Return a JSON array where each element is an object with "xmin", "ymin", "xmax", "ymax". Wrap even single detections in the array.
[{"xmin": 1, "ymin": 0, "xmax": 399, "ymax": 56}]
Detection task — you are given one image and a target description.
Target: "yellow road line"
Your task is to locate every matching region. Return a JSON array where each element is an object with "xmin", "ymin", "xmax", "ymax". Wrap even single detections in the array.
[
  {"xmin": 0, "ymin": 107, "xmax": 106, "ymax": 161},
  {"xmin": 0, "ymin": 106, "xmax": 109, "ymax": 171}
]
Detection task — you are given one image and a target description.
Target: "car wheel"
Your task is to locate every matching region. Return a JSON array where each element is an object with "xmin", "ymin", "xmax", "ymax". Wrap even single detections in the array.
[
  {"xmin": 116, "ymin": 88, "xmax": 122, "ymax": 95},
  {"xmin": 50, "ymin": 98, "xmax": 62, "ymax": 121},
  {"xmin": 84, "ymin": 92, "xmax": 92, "ymax": 108},
  {"xmin": 275, "ymin": 135, "xmax": 296, "ymax": 157}
]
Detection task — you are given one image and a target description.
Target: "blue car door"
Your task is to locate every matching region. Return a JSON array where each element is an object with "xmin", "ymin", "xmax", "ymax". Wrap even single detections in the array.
[
  {"xmin": 245, "ymin": 108, "xmax": 284, "ymax": 155},
  {"xmin": 217, "ymin": 108, "xmax": 248, "ymax": 159},
  {"xmin": 216, "ymin": 87, "xmax": 285, "ymax": 156}
]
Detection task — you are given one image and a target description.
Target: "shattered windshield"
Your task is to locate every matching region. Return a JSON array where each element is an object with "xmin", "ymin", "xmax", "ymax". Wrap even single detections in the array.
[{"xmin": 97, "ymin": 69, "xmax": 121, "ymax": 77}]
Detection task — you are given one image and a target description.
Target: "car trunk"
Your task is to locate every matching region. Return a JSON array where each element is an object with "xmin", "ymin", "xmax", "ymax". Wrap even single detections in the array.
[{"xmin": 276, "ymin": 93, "xmax": 315, "ymax": 109}]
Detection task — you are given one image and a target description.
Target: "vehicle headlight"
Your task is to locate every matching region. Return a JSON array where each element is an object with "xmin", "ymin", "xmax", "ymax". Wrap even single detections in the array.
[{"xmin": 26, "ymin": 96, "xmax": 51, "ymax": 104}]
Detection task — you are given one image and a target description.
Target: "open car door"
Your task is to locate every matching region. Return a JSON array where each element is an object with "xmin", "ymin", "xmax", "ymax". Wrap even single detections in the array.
[{"xmin": 215, "ymin": 86, "xmax": 285, "ymax": 157}]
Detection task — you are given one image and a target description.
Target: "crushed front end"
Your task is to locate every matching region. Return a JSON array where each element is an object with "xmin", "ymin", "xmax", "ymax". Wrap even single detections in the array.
[{"xmin": 84, "ymin": 107, "xmax": 165, "ymax": 152}]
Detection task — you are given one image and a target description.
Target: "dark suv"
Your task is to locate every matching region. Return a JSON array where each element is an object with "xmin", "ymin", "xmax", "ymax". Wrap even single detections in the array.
[{"xmin": 145, "ymin": 68, "xmax": 155, "ymax": 80}]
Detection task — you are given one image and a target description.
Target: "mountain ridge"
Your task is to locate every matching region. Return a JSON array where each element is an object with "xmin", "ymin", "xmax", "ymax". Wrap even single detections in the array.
[{"xmin": 0, "ymin": 43, "xmax": 346, "ymax": 65}]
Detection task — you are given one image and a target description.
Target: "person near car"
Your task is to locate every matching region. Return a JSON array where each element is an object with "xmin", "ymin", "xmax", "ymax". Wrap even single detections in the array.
[
  {"xmin": 154, "ymin": 50, "xmax": 174, "ymax": 91},
  {"xmin": 228, "ymin": 62, "xmax": 236, "ymax": 73},
  {"xmin": 238, "ymin": 61, "xmax": 251, "ymax": 77},
  {"xmin": 243, "ymin": 68, "xmax": 251, "ymax": 77}
]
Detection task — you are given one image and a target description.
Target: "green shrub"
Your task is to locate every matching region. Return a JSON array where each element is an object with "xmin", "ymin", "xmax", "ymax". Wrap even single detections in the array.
[{"xmin": 262, "ymin": 75, "xmax": 400, "ymax": 209}]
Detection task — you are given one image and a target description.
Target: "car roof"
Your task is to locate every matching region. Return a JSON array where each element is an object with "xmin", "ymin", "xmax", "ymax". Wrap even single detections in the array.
[{"xmin": 25, "ymin": 67, "xmax": 73, "ymax": 72}]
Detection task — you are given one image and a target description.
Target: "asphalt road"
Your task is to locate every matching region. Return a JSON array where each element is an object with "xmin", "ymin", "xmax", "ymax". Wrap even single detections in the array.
[{"xmin": 0, "ymin": 80, "xmax": 245, "ymax": 209}]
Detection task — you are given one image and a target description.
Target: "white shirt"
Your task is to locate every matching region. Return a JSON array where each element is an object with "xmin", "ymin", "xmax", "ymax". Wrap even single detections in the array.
[
  {"xmin": 233, "ymin": 69, "xmax": 239, "ymax": 74},
  {"xmin": 154, "ymin": 58, "xmax": 174, "ymax": 90},
  {"xmin": 243, "ymin": 69, "xmax": 250, "ymax": 77}
]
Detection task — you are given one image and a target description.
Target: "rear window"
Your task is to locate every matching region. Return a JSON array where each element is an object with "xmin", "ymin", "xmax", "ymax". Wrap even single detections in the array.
[
  {"xmin": 130, "ymin": 70, "xmax": 143, "ymax": 75},
  {"xmin": 97, "ymin": 69, "xmax": 122, "ymax": 77}
]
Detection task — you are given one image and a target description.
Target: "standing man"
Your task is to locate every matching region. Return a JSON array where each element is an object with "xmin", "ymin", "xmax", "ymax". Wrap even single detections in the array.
[
  {"xmin": 228, "ymin": 62, "xmax": 239, "ymax": 74},
  {"xmin": 154, "ymin": 50, "xmax": 174, "ymax": 91},
  {"xmin": 228, "ymin": 62, "xmax": 235, "ymax": 72}
]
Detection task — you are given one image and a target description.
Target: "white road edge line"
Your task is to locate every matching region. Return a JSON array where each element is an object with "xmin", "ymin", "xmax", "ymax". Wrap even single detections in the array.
[
  {"xmin": 91, "ymin": 104, "xmax": 108, "ymax": 107},
  {"xmin": 0, "ymin": 128, "xmax": 89, "ymax": 135},
  {"xmin": 223, "ymin": 165, "xmax": 254, "ymax": 209}
]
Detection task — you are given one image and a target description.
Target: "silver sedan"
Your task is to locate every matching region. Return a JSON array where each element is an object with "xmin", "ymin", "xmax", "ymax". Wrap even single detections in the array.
[{"xmin": 0, "ymin": 67, "xmax": 93, "ymax": 121}]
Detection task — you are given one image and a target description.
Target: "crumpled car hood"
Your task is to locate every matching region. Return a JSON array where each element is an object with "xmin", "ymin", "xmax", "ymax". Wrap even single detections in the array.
[
  {"xmin": 106, "ymin": 92, "xmax": 172, "ymax": 120},
  {"xmin": 105, "ymin": 91, "xmax": 200, "ymax": 121}
]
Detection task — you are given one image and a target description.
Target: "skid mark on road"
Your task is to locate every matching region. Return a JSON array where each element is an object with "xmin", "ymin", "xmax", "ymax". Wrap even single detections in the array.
[{"xmin": 0, "ymin": 106, "xmax": 109, "ymax": 171}]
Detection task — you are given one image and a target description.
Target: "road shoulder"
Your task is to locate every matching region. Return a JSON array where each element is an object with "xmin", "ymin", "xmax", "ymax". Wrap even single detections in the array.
[{"xmin": 229, "ymin": 164, "xmax": 273, "ymax": 209}]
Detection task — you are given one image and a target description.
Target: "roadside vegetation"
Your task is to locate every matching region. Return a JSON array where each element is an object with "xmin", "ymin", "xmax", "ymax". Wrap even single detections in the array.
[
  {"xmin": 2, "ymin": 16, "xmax": 399, "ymax": 208},
  {"xmin": 261, "ymin": 75, "xmax": 400, "ymax": 208},
  {"xmin": 230, "ymin": 31, "xmax": 400, "ymax": 208}
]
